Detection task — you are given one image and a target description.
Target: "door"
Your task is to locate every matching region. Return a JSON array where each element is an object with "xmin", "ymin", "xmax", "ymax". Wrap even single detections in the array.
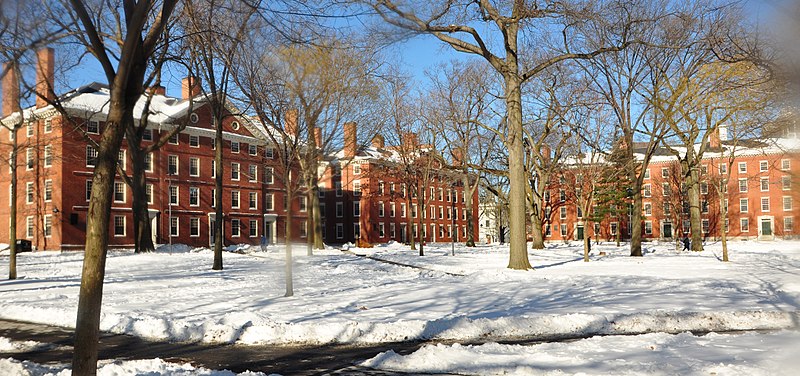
[
  {"xmin": 761, "ymin": 218, "xmax": 773, "ymax": 236},
  {"xmin": 209, "ymin": 218, "xmax": 216, "ymax": 247},
  {"xmin": 662, "ymin": 222, "xmax": 672, "ymax": 239},
  {"xmin": 576, "ymin": 225, "xmax": 584, "ymax": 241},
  {"xmin": 151, "ymin": 215, "xmax": 158, "ymax": 245},
  {"xmin": 264, "ymin": 221, "xmax": 272, "ymax": 245}
]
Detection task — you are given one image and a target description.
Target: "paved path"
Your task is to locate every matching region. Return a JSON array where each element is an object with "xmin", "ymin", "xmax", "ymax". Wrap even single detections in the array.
[{"xmin": 0, "ymin": 319, "xmax": 445, "ymax": 375}]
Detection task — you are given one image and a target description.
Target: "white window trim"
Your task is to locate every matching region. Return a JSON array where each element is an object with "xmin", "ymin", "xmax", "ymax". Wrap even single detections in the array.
[
  {"xmin": 189, "ymin": 135, "xmax": 200, "ymax": 148},
  {"xmin": 249, "ymin": 192, "xmax": 258, "ymax": 210},
  {"xmin": 189, "ymin": 187, "xmax": 200, "ymax": 207},
  {"xmin": 169, "ymin": 186, "xmax": 179, "ymax": 206},
  {"xmin": 170, "ymin": 217, "xmax": 179, "ymax": 237},
  {"xmin": 44, "ymin": 179, "xmax": 53, "ymax": 202},
  {"xmin": 114, "ymin": 215, "xmax": 126, "ymax": 237},
  {"xmin": 232, "ymin": 191, "xmax": 241, "ymax": 209},
  {"xmin": 190, "ymin": 157, "xmax": 200, "ymax": 177},
  {"xmin": 190, "ymin": 218, "xmax": 200, "ymax": 237}
]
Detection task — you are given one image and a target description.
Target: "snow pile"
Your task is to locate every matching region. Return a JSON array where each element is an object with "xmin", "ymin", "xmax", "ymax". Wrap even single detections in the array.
[
  {"xmin": 362, "ymin": 330, "xmax": 800, "ymax": 375},
  {"xmin": 0, "ymin": 358, "xmax": 273, "ymax": 376},
  {"xmin": 0, "ymin": 337, "xmax": 53, "ymax": 353}
]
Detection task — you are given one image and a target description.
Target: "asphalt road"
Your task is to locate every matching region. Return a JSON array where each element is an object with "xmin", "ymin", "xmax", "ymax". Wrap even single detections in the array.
[{"xmin": 0, "ymin": 319, "xmax": 446, "ymax": 375}]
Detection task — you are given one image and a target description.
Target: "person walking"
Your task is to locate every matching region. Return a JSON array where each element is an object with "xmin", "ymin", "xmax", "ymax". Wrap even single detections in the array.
[{"xmin": 682, "ymin": 236, "xmax": 690, "ymax": 251}]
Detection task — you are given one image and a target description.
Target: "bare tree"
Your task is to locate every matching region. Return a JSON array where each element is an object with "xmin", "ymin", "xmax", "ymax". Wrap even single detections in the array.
[
  {"xmin": 363, "ymin": 0, "xmax": 640, "ymax": 269},
  {"xmin": 47, "ymin": 1, "xmax": 178, "ymax": 373}
]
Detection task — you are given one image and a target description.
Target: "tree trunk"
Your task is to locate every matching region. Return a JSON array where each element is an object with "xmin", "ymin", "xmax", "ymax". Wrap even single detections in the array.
[
  {"xmin": 583, "ymin": 233, "xmax": 590, "ymax": 262},
  {"xmin": 417, "ymin": 213, "xmax": 424, "ymax": 256},
  {"xmin": 129, "ymin": 145, "xmax": 155, "ymax": 253},
  {"xmin": 72, "ymin": 108, "xmax": 127, "ymax": 375},
  {"xmin": 309, "ymin": 182, "xmax": 324, "ymax": 252},
  {"xmin": 464, "ymin": 177, "xmax": 476, "ymax": 247},
  {"xmin": 407, "ymin": 197, "xmax": 415, "ymax": 250},
  {"xmin": 530, "ymin": 212, "xmax": 545, "ymax": 249},
  {"xmin": 212, "ymin": 130, "xmax": 224, "ymax": 270},
  {"xmin": 504, "ymin": 65, "xmax": 533, "ymax": 270},
  {"xmin": 719, "ymin": 177, "xmax": 729, "ymax": 261},
  {"xmin": 284, "ymin": 188, "xmax": 294, "ymax": 297},
  {"xmin": 686, "ymin": 164, "xmax": 703, "ymax": 252},
  {"xmin": 8, "ymin": 128, "xmax": 18, "ymax": 280},
  {"xmin": 630, "ymin": 185, "xmax": 643, "ymax": 257}
]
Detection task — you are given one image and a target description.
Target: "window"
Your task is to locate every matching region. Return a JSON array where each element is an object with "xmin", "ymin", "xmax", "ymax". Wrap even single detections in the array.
[
  {"xmin": 760, "ymin": 160, "xmax": 768, "ymax": 172},
  {"xmin": 116, "ymin": 150, "xmax": 127, "ymax": 170},
  {"xmin": 643, "ymin": 184, "xmax": 652, "ymax": 198},
  {"xmin": 336, "ymin": 223, "xmax": 344, "ymax": 239},
  {"xmin": 702, "ymin": 200, "xmax": 709, "ymax": 214},
  {"xmin": 249, "ymin": 192, "xmax": 258, "ymax": 210},
  {"xmin": 211, "ymin": 189, "xmax": 216, "ymax": 208},
  {"xmin": 610, "ymin": 222, "xmax": 618, "ymax": 236},
  {"xmin": 299, "ymin": 196, "xmax": 307, "ymax": 212},
  {"xmin": 143, "ymin": 128, "xmax": 153, "ymax": 141},
  {"xmin": 189, "ymin": 135, "xmax": 199, "ymax": 147},
  {"xmin": 740, "ymin": 198, "xmax": 748, "ymax": 213},
  {"xmin": 411, "ymin": 204, "xmax": 418, "ymax": 218},
  {"xmin": 44, "ymin": 180, "xmax": 52, "ymax": 202},
  {"xmin": 719, "ymin": 163, "xmax": 728, "ymax": 174},
  {"xmin": 231, "ymin": 219, "xmax": 240, "ymax": 237},
  {"xmin": 560, "ymin": 224, "xmax": 567, "ymax": 237},
  {"xmin": 353, "ymin": 164, "xmax": 361, "ymax": 174},
  {"xmin": 784, "ymin": 196, "xmax": 793, "ymax": 211},
  {"xmin": 211, "ymin": 162, "xmax": 216, "ymax": 178},
  {"xmin": 231, "ymin": 141, "xmax": 240, "ymax": 153},
  {"xmin": 190, "ymin": 113, "xmax": 199, "ymax": 123},
  {"xmin": 378, "ymin": 202, "xmax": 385, "ymax": 217},
  {"xmin": 189, "ymin": 187, "xmax": 199, "ymax": 206},
  {"xmin": 336, "ymin": 202, "xmax": 344, "ymax": 218},
  {"xmin": 190, "ymin": 158, "xmax": 200, "ymax": 177},
  {"xmin": 725, "ymin": 218, "xmax": 729, "ymax": 233},
  {"xmin": 353, "ymin": 201, "xmax": 360, "ymax": 217},
  {"xmin": 114, "ymin": 181, "xmax": 125, "ymax": 203},
  {"xmin": 662, "ymin": 183, "xmax": 670, "ymax": 196},
  {"xmin": 114, "ymin": 215, "xmax": 125, "ymax": 236},
  {"xmin": 25, "ymin": 182, "xmax": 33, "ymax": 204},
  {"xmin": 86, "ymin": 180, "xmax": 93, "ymax": 201},
  {"xmin": 44, "ymin": 145, "xmax": 52, "ymax": 167},
  {"xmin": 738, "ymin": 178, "xmax": 748, "ymax": 193},
  {"xmin": 250, "ymin": 219, "xmax": 258, "ymax": 237},
  {"xmin": 700, "ymin": 182, "xmax": 708, "ymax": 195},
  {"xmin": 644, "ymin": 169, "xmax": 650, "ymax": 179},
  {"xmin": 145, "ymin": 153, "xmax": 154, "ymax": 172},
  {"xmin": 169, "ymin": 186, "xmax": 178, "ymax": 205},
  {"xmin": 378, "ymin": 182, "xmax": 385, "ymax": 195},
  {"xmin": 783, "ymin": 176, "xmax": 792, "ymax": 190},
  {"xmin": 231, "ymin": 191, "xmax": 240, "ymax": 209},
  {"xmin": 168, "ymin": 155, "xmax": 178, "ymax": 175},
  {"xmin": 545, "ymin": 223, "xmax": 552, "ymax": 237},
  {"xmin": 560, "ymin": 207, "xmax": 567, "ymax": 220},
  {"xmin": 265, "ymin": 193, "xmax": 274, "ymax": 211},
  {"xmin": 439, "ymin": 188, "xmax": 444, "ymax": 201},
  {"xmin": 401, "ymin": 203, "xmax": 406, "ymax": 218},
  {"xmin": 265, "ymin": 167, "xmax": 274, "ymax": 184},
  {"xmin": 169, "ymin": 217, "xmax": 180, "ymax": 237},
  {"xmin": 249, "ymin": 165, "xmax": 258, "ymax": 182},
  {"xmin": 44, "ymin": 118, "xmax": 52, "ymax": 133},
  {"xmin": 26, "ymin": 216, "xmax": 34, "ymax": 238},
  {"xmin": 702, "ymin": 219, "xmax": 709, "ymax": 234},
  {"xmin": 353, "ymin": 181, "xmax": 361, "ymax": 196},
  {"xmin": 25, "ymin": 147, "xmax": 33, "ymax": 170},
  {"xmin": 390, "ymin": 223, "xmax": 396, "ymax": 238},
  {"xmin": 379, "ymin": 223, "xmax": 385, "ymax": 237},
  {"xmin": 231, "ymin": 162, "xmax": 240, "ymax": 180},
  {"xmin": 320, "ymin": 203, "xmax": 326, "ymax": 218},
  {"xmin": 26, "ymin": 122, "xmax": 33, "ymax": 137},
  {"xmin": 354, "ymin": 223, "xmax": 361, "ymax": 239},
  {"xmin": 738, "ymin": 162, "xmax": 747, "ymax": 174},
  {"xmin": 781, "ymin": 159, "xmax": 790, "ymax": 171},
  {"xmin": 169, "ymin": 132, "xmax": 179, "ymax": 144},
  {"xmin": 663, "ymin": 202, "xmax": 671, "ymax": 215},
  {"xmin": 190, "ymin": 218, "xmax": 200, "ymax": 237},
  {"xmin": 760, "ymin": 178, "xmax": 769, "ymax": 192},
  {"xmin": 740, "ymin": 218, "xmax": 750, "ymax": 232},
  {"xmin": 644, "ymin": 203, "xmax": 652, "ymax": 216},
  {"xmin": 761, "ymin": 197, "xmax": 770, "ymax": 212},
  {"xmin": 439, "ymin": 225, "xmax": 444, "ymax": 238},
  {"xmin": 785, "ymin": 217, "xmax": 794, "ymax": 233},
  {"xmin": 265, "ymin": 147, "xmax": 274, "ymax": 159},
  {"xmin": 146, "ymin": 184, "xmax": 153, "ymax": 204},
  {"xmin": 88, "ymin": 120, "xmax": 99, "ymax": 134},
  {"xmin": 700, "ymin": 165, "xmax": 708, "ymax": 175},
  {"xmin": 644, "ymin": 221, "xmax": 652, "ymax": 235},
  {"xmin": 249, "ymin": 144, "xmax": 257, "ymax": 156},
  {"xmin": 559, "ymin": 189, "xmax": 566, "ymax": 202},
  {"xmin": 231, "ymin": 121, "xmax": 240, "ymax": 130},
  {"xmin": 661, "ymin": 168, "xmax": 669, "ymax": 178}
]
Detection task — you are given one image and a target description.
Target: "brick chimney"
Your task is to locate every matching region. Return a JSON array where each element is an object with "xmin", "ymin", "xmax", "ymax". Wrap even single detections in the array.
[
  {"xmin": 401, "ymin": 132, "xmax": 418, "ymax": 150},
  {"xmin": 285, "ymin": 109, "xmax": 298, "ymax": 136},
  {"xmin": 344, "ymin": 122, "xmax": 357, "ymax": 158},
  {"xmin": 2, "ymin": 62, "xmax": 20, "ymax": 117},
  {"xmin": 181, "ymin": 76, "xmax": 201, "ymax": 99},
  {"xmin": 147, "ymin": 85, "xmax": 166, "ymax": 96},
  {"xmin": 709, "ymin": 127, "xmax": 721, "ymax": 149},
  {"xmin": 35, "ymin": 48, "xmax": 55, "ymax": 108},
  {"xmin": 371, "ymin": 133, "xmax": 385, "ymax": 149},
  {"xmin": 314, "ymin": 127, "xmax": 322, "ymax": 147}
]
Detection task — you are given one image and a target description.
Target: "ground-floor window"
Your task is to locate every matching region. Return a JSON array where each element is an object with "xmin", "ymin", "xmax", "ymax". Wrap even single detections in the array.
[
  {"xmin": 249, "ymin": 219, "xmax": 258, "ymax": 237},
  {"xmin": 170, "ymin": 217, "xmax": 179, "ymax": 237},
  {"xmin": 785, "ymin": 217, "xmax": 794, "ymax": 233},
  {"xmin": 336, "ymin": 223, "xmax": 344, "ymax": 239},
  {"xmin": 190, "ymin": 218, "xmax": 200, "ymax": 237},
  {"xmin": 740, "ymin": 218, "xmax": 749, "ymax": 232},
  {"xmin": 231, "ymin": 219, "xmax": 240, "ymax": 237},
  {"xmin": 114, "ymin": 215, "xmax": 126, "ymax": 237}
]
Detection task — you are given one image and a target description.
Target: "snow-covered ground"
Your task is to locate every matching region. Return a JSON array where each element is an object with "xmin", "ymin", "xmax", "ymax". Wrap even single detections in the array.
[
  {"xmin": 0, "ymin": 240, "xmax": 798, "ymax": 373},
  {"xmin": 1, "ymin": 355, "xmax": 268, "ymax": 376}
]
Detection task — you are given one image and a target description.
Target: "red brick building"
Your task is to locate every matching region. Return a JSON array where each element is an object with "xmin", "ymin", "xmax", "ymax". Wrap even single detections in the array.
[
  {"xmin": 319, "ymin": 123, "xmax": 480, "ymax": 245},
  {"xmin": 536, "ymin": 134, "xmax": 800, "ymax": 243}
]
